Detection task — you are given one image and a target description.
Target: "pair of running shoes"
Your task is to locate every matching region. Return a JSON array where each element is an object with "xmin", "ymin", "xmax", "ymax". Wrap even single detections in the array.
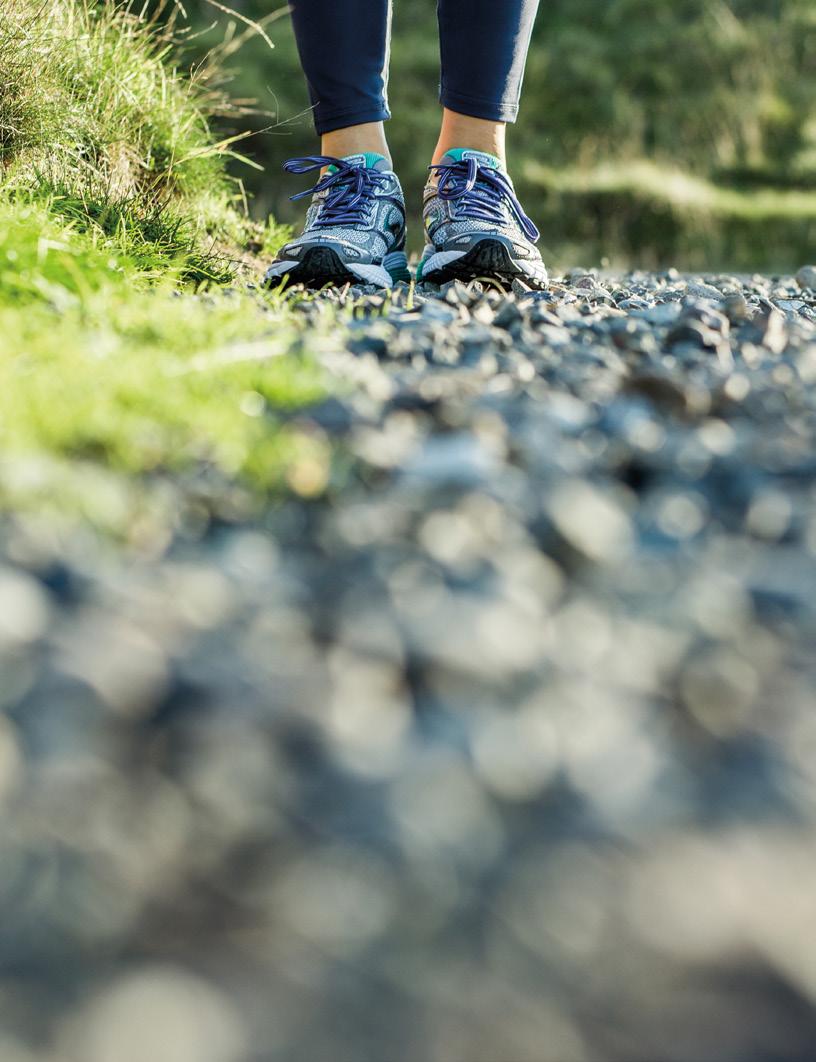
[{"xmin": 264, "ymin": 148, "xmax": 548, "ymax": 291}]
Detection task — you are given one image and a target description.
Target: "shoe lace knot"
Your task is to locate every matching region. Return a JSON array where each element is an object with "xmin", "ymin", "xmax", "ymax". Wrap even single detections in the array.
[
  {"xmin": 284, "ymin": 155, "xmax": 388, "ymax": 227},
  {"xmin": 429, "ymin": 157, "xmax": 539, "ymax": 243}
]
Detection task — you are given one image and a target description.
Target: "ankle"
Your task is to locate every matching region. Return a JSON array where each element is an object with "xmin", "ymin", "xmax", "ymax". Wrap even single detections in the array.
[
  {"xmin": 321, "ymin": 122, "xmax": 391, "ymax": 165},
  {"xmin": 432, "ymin": 109, "xmax": 506, "ymax": 167}
]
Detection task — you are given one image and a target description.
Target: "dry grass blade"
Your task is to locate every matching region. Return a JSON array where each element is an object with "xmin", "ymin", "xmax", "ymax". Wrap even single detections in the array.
[{"xmin": 199, "ymin": 0, "xmax": 277, "ymax": 52}]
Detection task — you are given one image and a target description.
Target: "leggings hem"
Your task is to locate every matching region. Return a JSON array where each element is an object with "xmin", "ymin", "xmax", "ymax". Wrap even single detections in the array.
[
  {"xmin": 439, "ymin": 89, "xmax": 520, "ymax": 124},
  {"xmin": 314, "ymin": 104, "xmax": 391, "ymax": 135}
]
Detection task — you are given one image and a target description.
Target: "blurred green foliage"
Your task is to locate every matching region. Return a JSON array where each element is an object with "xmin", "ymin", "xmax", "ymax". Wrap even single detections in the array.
[{"xmin": 169, "ymin": 0, "xmax": 816, "ymax": 268}]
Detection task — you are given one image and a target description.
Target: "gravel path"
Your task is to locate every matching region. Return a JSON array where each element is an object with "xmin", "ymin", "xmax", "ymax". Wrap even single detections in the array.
[{"xmin": 2, "ymin": 269, "xmax": 816, "ymax": 1062}]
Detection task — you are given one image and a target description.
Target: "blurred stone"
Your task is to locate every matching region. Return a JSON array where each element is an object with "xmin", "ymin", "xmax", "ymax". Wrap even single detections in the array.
[
  {"xmin": 795, "ymin": 265, "xmax": 816, "ymax": 290},
  {"xmin": 548, "ymin": 480, "xmax": 633, "ymax": 563},
  {"xmin": 753, "ymin": 307, "xmax": 789, "ymax": 354},
  {"xmin": 624, "ymin": 370, "xmax": 694, "ymax": 414},
  {"xmin": 0, "ymin": 566, "xmax": 50, "ymax": 646},
  {"xmin": 723, "ymin": 293, "xmax": 751, "ymax": 322},
  {"xmin": 65, "ymin": 968, "xmax": 245, "ymax": 1062},
  {"xmin": 686, "ymin": 281, "xmax": 724, "ymax": 300},
  {"xmin": 273, "ymin": 845, "xmax": 396, "ymax": 953}
]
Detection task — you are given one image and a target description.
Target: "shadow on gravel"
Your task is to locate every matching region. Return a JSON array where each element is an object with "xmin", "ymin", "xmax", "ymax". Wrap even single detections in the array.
[{"xmin": 2, "ymin": 269, "xmax": 816, "ymax": 1061}]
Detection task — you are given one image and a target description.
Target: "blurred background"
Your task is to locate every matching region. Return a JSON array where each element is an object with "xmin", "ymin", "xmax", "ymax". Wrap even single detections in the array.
[{"xmin": 166, "ymin": 0, "xmax": 816, "ymax": 270}]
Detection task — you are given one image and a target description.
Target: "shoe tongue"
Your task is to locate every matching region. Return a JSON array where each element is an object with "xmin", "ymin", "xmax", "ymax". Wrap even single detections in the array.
[
  {"xmin": 442, "ymin": 148, "xmax": 504, "ymax": 171},
  {"xmin": 340, "ymin": 152, "xmax": 390, "ymax": 171}
]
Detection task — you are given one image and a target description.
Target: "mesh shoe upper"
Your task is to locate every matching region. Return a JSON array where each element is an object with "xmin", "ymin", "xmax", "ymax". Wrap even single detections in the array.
[
  {"xmin": 279, "ymin": 153, "xmax": 406, "ymax": 267},
  {"xmin": 422, "ymin": 149, "xmax": 544, "ymax": 264}
]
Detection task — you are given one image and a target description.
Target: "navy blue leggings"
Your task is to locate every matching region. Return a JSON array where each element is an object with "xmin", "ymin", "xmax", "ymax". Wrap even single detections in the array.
[{"xmin": 290, "ymin": 0, "xmax": 540, "ymax": 135}]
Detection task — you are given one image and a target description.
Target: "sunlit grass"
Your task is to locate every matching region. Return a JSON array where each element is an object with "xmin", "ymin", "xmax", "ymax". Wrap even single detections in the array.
[
  {"xmin": 0, "ymin": 1, "xmax": 332, "ymax": 536},
  {"xmin": 0, "ymin": 198, "xmax": 331, "ymax": 535}
]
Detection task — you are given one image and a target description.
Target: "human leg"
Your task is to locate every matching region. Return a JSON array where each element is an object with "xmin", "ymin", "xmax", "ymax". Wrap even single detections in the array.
[
  {"xmin": 436, "ymin": 0, "xmax": 539, "ymax": 138},
  {"xmin": 290, "ymin": 0, "xmax": 392, "ymax": 141},
  {"xmin": 265, "ymin": 0, "xmax": 408, "ymax": 289},
  {"xmin": 420, "ymin": 0, "xmax": 547, "ymax": 289},
  {"xmin": 433, "ymin": 111, "xmax": 505, "ymax": 169}
]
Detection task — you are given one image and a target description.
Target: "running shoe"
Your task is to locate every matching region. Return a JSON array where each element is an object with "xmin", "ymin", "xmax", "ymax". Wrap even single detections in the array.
[
  {"xmin": 417, "ymin": 148, "xmax": 548, "ymax": 290},
  {"xmin": 264, "ymin": 153, "xmax": 410, "ymax": 290}
]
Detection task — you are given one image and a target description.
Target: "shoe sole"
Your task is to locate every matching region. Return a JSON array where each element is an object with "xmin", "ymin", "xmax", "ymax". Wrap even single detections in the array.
[
  {"xmin": 265, "ymin": 247, "xmax": 410, "ymax": 291},
  {"xmin": 420, "ymin": 239, "xmax": 548, "ymax": 291},
  {"xmin": 266, "ymin": 246, "xmax": 360, "ymax": 290}
]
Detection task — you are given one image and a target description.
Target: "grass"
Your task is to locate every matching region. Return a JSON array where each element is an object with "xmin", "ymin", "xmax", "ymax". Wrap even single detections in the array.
[
  {"xmin": 0, "ymin": 0, "xmax": 330, "ymax": 538},
  {"xmin": 2, "ymin": 0, "xmax": 220, "ymax": 241},
  {"xmin": 0, "ymin": 198, "xmax": 330, "ymax": 533}
]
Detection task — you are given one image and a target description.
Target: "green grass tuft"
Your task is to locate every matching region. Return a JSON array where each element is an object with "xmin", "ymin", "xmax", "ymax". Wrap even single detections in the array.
[
  {"xmin": 0, "ymin": 1, "xmax": 332, "ymax": 537},
  {"xmin": 0, "ymin": 0, "xmax": 268, "ymax": 280}
]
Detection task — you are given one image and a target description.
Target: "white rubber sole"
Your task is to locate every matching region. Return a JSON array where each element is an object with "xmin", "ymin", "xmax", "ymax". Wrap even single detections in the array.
[
  {"xmin": 348, "ymin": 261, "xmax": 393, "ymax": 288},
  {"xmin": 419, "ymin": 249, "xmax": 466, "ymax": 278},
  {"xmin": 263, "ymin": 257, "xmax": 396, "ymax": 290},
  {"xmin": 418, "ymin": 239, "xmax": 548, "ymax": 289},
  {"xmin": 264, "ymin": 260, "xmax": 299, "ymax": 282}
]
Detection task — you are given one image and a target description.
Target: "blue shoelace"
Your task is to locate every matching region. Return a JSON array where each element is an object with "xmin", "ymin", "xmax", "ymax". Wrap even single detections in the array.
[
  {"xmin": 429, "ymin": 157, "xmax": 540, "ymax": 242},
  {"xmin": 284, "ymin": 155, "xmax": 388, "ymax": 227}
]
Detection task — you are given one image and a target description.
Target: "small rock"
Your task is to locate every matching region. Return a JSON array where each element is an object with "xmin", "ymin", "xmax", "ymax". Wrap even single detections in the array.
[
  {"xmin": 494, "ymin": 300, "xmax": 523, "ymax": 330},
  {"xmin": 723, "ymin": 293, "xmax": 751, "ymax": 323},
  {"xmin": 420, "ymin": 301, "xmax": 459, "ymax": 324},
  {"xmin": 624, "ymin": 371, "xmax": 694, "ymax": 415},
  {"xmin": 686, "ymin": 281, "xmax": 724, "ymax": 301},
  {"xmin": 753, "ymin": 308, "xmax": 789, "ymax": 355},
  {"xmin": 547, "ymin": 480, "xmax": 633, "ymax": 564},
  {"xmin": 441, "ymin": 279, "xmax": 473, "ymax": 306},
  {"xmin": 795, "ymin": 265, "xmax": 816, "ymax": 290},
  {"xmin": 633, "ymin": 303, "xmax": 683, "ymax": 326}
]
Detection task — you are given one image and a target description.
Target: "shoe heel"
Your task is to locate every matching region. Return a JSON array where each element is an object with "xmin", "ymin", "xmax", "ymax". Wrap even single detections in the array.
[{"xmin": 383, "ymin": 250, "xmax": 411, "ymax": 284}]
